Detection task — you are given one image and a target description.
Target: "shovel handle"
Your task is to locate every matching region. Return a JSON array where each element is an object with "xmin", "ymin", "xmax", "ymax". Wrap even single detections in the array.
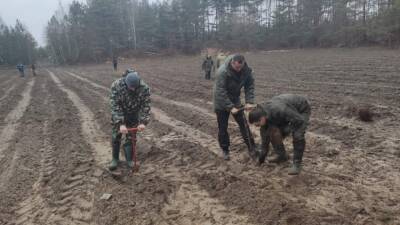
[{"xmin": 127, "ymin": 128, "xmax": 139, "ymax": 132}]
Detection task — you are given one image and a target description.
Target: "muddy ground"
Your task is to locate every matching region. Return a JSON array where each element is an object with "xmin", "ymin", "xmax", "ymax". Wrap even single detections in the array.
[{"xmin": 0, "ymin": 48, "xmax": 399, "ymax": 225}]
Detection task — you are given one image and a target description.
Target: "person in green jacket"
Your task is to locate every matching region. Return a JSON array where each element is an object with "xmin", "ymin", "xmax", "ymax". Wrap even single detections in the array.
[
  {"xmin": 213, "ymin": 54, "xmax": 257, "ymax": 161},
  {"xmin": 248, "ymin": 94, "xmax": 311, "ymax": 175}
]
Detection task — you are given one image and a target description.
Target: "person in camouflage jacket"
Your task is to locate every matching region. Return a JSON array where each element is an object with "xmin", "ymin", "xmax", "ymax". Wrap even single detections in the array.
[
  {"xmin": 248, "ymin": 94, "xmax": 311, "ymax": 175},
  {"xmin": 109, "ymin": 70, "xmax": 151, "ymax": 170}
]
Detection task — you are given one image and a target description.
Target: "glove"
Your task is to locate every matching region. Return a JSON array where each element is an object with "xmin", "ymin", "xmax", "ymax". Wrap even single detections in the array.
[
  {"xmin": 245, "ymin": 103, "xmax": 256, "ymax": 111},
  {"xmin": 231, "ymin": 107, "xmax": 240, "ymax": 115}
]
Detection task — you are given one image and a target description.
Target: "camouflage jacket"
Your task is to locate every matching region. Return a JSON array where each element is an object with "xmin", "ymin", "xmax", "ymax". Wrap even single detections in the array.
[
  {"xmin": 259, "ymin": 94, "xmax": 310, "ymax": 129},
  {"xmin": 258, "ymin": 94, "xmax": 311, "ymax": 149},
  {"xmin": 110, "ymin": 77, "xmax": 151, "ymax": 126},
  {"xmin": 213, "ymin": 55, "xmax": 255, "ymax": 112}
]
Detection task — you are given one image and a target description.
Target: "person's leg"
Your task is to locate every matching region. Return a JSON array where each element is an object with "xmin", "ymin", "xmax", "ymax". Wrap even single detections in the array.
[
  {"xmin": 109, "ymin": 125, "xmax": 122, "ymax": 170},
  {"xmin": 268, "ymin": 127, "xmax": 289, "ymax": 163},
  {"xmin": 232, "ymin": 110, "xmax": 256, "ymax": 158},
  {"xmin": 123, "ymin": 132, "xmax": 134, "ymax": 167},
  {"xmin": 289, "ymin": 111, "xmax": 310, "ymax": 175},
  {"xmin": 216, "ymin": 110, "xmax": 230, "ymax": 160}
]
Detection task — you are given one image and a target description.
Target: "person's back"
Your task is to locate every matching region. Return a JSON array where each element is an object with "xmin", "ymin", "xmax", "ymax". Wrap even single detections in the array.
[
  {"xmin": 249, "ymin": 94, "xmax": 311, "ymax": 175},
  {"xmin": 267, "ymin": 94, "xmax": 310, "ymax": 115}
]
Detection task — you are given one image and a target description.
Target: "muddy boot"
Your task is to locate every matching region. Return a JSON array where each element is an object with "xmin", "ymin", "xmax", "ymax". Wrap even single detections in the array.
[
  {"xmin": 109, "ymin": 143, "xmax": 120, "ymax": 171},
  {"xmin": 289, "ymin": 139, "xmax": 305, "ymax": 175},
  {"xmin": 268, "ymin": 144, "xmax": 288, "ymax": 163},
  {"xmin": 288, "ymin": 163, "xmax": 302, "ymax": 175},
  {"xmin": 223, "ymin": 149, "xmax": 230, "ymax": 161},
  {"xmin": 123, "ymin": 143, "xmax": 133, "ymax": 168},
  {"xmin": 258, "ymin": 147, "xmax": 268, "ymax": 165}
]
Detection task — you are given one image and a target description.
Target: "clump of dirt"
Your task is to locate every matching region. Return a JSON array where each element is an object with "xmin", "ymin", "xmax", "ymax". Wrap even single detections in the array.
[{"xmin": 358, "ymin": 107, "xmax": 373, "ymax": 122}]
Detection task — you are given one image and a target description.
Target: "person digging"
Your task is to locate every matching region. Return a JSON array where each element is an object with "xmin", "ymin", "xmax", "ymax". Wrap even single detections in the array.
[
  {"xmin": 213, "ymin": 54, "xmax": 257, "ymax": 161},
  {"xmin": 248, "ymin": 94, "xmax": 311, "ymax": 175},
  {"xmin": 109, "ymin": 71, "xmax": 151, "ymax": 170}
]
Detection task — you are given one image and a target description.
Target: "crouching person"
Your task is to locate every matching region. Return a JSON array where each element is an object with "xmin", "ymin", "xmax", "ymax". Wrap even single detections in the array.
[{"xmin": 248, "ymin": 94, "xmax": 310, "ymax": 175}]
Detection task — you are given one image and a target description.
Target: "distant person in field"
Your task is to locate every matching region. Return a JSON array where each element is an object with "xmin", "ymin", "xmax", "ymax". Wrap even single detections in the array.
[
  {"xmin": 248, "ymin": 94, "xmax": 311, "ymax": 175},
  {"xmin": 216, "ymin": 52, "xmax": 227, "ymax": 70},
  {"xmin": 202, "ymin": 55, "xmax": 214, "ymax": 80},
  {"xmin": 213, "ymin": 54, "xmax": 257, "ymax": 161},
  {"xmin": 16, "ymin": 63, "xmax": 25, "ymax": 77},
  {"xmin": 113, "ymin": 57, "xmax": 118, "ymax": 71},
  {"xmin": 109, "ymin": 70, "xmax": 151, "ymax": 170},
  {"xmin": 31, "ymin": 63, "xmax": 36, "ymax": 76}
]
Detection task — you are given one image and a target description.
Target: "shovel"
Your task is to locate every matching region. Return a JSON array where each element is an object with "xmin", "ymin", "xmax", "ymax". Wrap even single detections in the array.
[{"xmin": 127, "ymin": 127, "xmax": 140, "ymax": 173}]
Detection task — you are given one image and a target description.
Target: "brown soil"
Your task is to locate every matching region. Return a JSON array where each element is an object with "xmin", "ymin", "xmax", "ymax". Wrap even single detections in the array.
[{"xmin": 0, "ymin": 48, "xmax": 399, "ymax": 225}]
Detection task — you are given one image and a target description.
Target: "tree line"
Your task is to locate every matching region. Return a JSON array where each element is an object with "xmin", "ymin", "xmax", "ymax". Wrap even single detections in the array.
[
  {"xmin": 1, "ymin": 0, "xmax": 400, "ymax": 65},
  {"xmin": 0, "ymin": 18, "xmax": 38, "ymax": 65}
]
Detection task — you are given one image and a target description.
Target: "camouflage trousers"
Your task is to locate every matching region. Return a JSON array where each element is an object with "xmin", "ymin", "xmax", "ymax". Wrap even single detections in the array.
[{"xmin": 111, "ymin": 114, "xmax": 138, "ymax": 160}]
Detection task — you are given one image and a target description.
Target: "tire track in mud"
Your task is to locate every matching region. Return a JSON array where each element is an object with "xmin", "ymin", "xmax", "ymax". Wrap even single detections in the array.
[
  {"xmin": 65, "ymin": 69, "xmax": 400, "ymax": 224},
  {"xmin": 46, "ymin": 69, "xmax": 110, "ymax": 225},
  {"xmin": 56, "ymin": 70, "xmax": 255, "ymax": 225},
  {"xmin": 8, "ymin": 75, "xmax": 94, "ymax": 225},
  {"xmin": 0, "ymin": 83, "xmax": 17, "ymax": 102},
  {"xmin": 13, "ymin": 94, "xmax": 55, "ymax": 225},
  {"xmin": 49, "ymin": 70, "xmax": 109, "ymax": 165},
  {"xmin": 0, "ymin": 77, "xmax": 58, "ymax": 224},
  {"xmin": 0, "ymin": 79, "xmax": 34, "ymax": 163}
]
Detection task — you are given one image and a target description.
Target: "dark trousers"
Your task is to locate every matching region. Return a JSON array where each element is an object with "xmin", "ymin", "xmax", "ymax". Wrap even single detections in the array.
[
  {"xmin": 205, "ymin": 71, "xmax": 211, "ymax": 80},
  {"xmin": 216, "ymin": 110, "xmax": 254, "ymax": 153},
  {"xmin": 113, "ymin": 63, "xmax": 118, "ymax": 71}
]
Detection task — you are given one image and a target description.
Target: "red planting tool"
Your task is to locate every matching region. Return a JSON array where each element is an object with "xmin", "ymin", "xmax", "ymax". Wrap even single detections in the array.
[{"xmin": 127, "ymin": 128, "xmax": 140, "ymax": 172}]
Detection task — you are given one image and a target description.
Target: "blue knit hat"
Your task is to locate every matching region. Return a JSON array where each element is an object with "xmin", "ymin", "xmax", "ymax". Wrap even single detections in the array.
[{"xmin": 125, "ymin": 72, "xmax": 141, "ymax": 89}]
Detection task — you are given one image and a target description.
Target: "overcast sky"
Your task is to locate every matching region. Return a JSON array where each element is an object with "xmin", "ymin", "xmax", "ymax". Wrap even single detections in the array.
[{"xmin": 0, "ymin": 0, "xmax": 85, "ymax": 46}]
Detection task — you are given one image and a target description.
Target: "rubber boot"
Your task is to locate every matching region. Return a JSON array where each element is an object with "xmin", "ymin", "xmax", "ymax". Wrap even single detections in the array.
[
  {"xmin": 288, "ymin": 139, "xmax": 305, "ymax": 175},
  {"xmin": 268, "ymin": 144, "xmax": 288, "ymax": 163},
  {"xmin": 257, "ymin": 145, "xmax": 269, "ymax": 165},
  {"xmin": 222, "ymin": 149, "xmax": 230, "ymax": 161},
  {"xmin": 109, "ymin": 142, "xmax": 120, "ymax": 171},
  {"xmin": 123, "ymin": 143, "xmax": 134, "ymax": 168}
]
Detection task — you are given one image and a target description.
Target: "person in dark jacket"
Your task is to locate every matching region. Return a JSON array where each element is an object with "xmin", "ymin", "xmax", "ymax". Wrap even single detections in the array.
[
  {"xmin": 202, "ymin": 56, "xmax": 214, "ymax": 80},
  {"xmin": 248, "ymin": 94, "xmax": 311, "ymax": 175},
  {"xmin": 213, "ymin": 54, "xmax": 257, "ymax": 161},
  {"xmin": 113, "ymin": 57, "xmax": 118, "ymax": 71},
  {"xmin": 31, "ymin": 64, "xmax": 36, "ymax": 76}
]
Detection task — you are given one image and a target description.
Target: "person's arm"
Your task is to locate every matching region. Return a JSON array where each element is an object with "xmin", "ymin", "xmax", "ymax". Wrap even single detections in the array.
[
  {"xmin": 244, "ymin": 71, "xmax": 255, "ymax": 104},
  {"xmin": 138, "ymin": 86, "xmax": 151, "ymax": 125},
  {"xmin": 215, "ymin": 72, "xmax": 234, "ymax": 111},
  {"xmin": 110, "ymin": 82, "xmax": 124, "ymax": 126},
  {"xmin": 260, "ymin": 125, "xmax": 270, "ymax": 153}
]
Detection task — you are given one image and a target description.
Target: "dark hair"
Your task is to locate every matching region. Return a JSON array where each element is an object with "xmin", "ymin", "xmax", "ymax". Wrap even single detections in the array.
[
  {"xmin": 248, "ymin": 106, "xmax": 267, "ymax": 124},
  {"xmin": 232, "ymin": 54, "xmax": 245, "ymax": 64}
]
